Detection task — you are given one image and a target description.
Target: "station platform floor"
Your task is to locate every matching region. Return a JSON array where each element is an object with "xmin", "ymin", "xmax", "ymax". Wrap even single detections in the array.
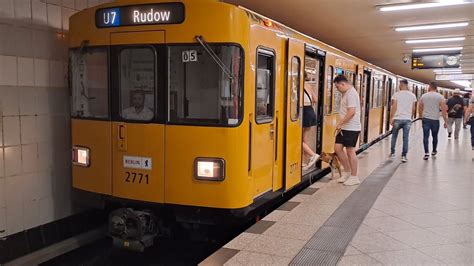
[{"xmin": 201, "ymin": 122, "xmax": 473, "ymax": 265}]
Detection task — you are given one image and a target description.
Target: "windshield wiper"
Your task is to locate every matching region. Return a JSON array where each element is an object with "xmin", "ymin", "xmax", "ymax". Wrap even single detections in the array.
[{"xmin": 195, "ymin": 35, "xmax": 234, "ymax": 81}]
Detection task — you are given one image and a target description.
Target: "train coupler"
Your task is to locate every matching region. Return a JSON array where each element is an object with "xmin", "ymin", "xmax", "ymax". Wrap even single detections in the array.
[{"xmin": 108, "ymin": 208, "xmax": 158, "ymax": 252}]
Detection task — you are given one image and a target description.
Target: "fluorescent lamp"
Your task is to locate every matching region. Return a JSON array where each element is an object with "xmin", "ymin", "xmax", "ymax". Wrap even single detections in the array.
[
  {"xmin": 406, "ymin": 37, "xmax": 465, "ymax": 44},
  {"xmin": 413, "ymin": 47, "xmax": 463, "ymax": 53},
  {"xmin": 451, "ymin": 80, "xmax": 471, "ymax": 88},
  {"xmin": 396, "ymin": 22, "xmax": 469, "ymax": 32},
  {"xmin": 380, "ymin": 1, "xmax": 469, "ymax": 12}
]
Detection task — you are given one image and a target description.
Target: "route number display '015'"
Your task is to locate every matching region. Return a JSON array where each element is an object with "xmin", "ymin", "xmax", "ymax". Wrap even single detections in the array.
[{"xmin": 95, "ymin": 3, "xmax": 185, "ymax": 28}]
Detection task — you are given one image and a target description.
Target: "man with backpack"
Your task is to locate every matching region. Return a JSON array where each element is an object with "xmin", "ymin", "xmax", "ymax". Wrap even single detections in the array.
[{"xmin": 446, "ymin": 89, "xmax": 466, "ymax": 139}]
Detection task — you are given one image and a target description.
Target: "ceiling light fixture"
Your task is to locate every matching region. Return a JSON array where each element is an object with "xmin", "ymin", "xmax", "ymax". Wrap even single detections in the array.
[
  {"xmin": 413, "ymin": 47, "xmax": 463, "ymax": 53},
  {"xmin": 405, "ymin": 37, "xmax": 465, "ymax": 44},
  {"xmin": 379, "ymin": 1, "xmax": 470, "ymax": 12},
  {"xmin": 395, "ymin": 22, "xmax": 469, "ymax": 32}
]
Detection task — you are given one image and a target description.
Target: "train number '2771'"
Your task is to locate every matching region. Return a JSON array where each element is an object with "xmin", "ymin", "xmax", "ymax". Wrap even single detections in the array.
[{"xmin": 125, "ymin": 172, "xmax": 149, "ymax": 184}]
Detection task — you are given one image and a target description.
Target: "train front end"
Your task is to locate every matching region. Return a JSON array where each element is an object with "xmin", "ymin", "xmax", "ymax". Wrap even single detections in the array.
[{"xmin": 69, "ymin": 0, "xmax": 251, "ymax": 250}]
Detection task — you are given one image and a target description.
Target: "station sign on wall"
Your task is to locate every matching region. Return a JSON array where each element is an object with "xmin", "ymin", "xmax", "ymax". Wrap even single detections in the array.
[
  {"xmin": 96, "ymin": 3, "xmax": 185, "ymax": 28},
  {"xmin": 411, "ymin": 53, "xmax": 461, "ymax": 69}
]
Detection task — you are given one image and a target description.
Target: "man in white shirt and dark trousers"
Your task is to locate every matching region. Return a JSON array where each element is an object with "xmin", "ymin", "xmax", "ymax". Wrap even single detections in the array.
[
  {"xmin": 390, "ymin": 79, "xmax": 417, "ymax": 163},
  {"xmin": 419, "ymin": 82, "xmax": 448, "ymax": 160},
  {"xmin": 333, "ymin": 75, "xmax": 362, "ymax": 186}
]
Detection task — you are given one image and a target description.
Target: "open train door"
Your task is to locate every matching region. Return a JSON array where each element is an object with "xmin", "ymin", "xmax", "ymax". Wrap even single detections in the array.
[
  {"xmin": 284, "ymin": 38, "xmax": 305, "ymax": 190},
  {"xmin": 360, "ymin": 68, "xmax": 372, "ymax": 145}
]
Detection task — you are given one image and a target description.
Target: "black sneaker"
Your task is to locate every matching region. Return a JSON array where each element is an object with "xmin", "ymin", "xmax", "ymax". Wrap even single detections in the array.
[
  {"xmin": 431, "ymin": 151, "xmax": 437, "ymax": 156},
  {"xmin": 448, "ymin": 133, "xmax": 452, "ymax": 138},
  {"xmin": 423, "ymin": 154, "xmax": 429, "ymax": 160}
]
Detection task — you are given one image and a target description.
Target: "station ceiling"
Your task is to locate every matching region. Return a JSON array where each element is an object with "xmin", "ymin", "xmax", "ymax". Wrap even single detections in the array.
[{"xmin": 225, "ymin": 0, "xmax": 474, "ymax": 89}]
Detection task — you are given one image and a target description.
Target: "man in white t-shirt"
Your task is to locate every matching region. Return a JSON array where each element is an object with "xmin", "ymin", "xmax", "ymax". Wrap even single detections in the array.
[
  {"xmin": 333, "ymin": 75, "xmax": 361, "ymax": 186},
  {"xmin": 389, "ymin": 79, "xmax": 417, "ymax": 162}
]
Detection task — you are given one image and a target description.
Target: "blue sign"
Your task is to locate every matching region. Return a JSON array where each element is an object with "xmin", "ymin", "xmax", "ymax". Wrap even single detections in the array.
[{"xmin": 97, "ymin": 8, "xmax": 121, "ymax": 27}]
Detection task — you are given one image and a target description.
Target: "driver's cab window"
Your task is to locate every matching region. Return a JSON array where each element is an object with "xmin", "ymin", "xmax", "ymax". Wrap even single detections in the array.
[{"xmin": 119, "ymin": 47, "xmax": 155, "ymax": 121}]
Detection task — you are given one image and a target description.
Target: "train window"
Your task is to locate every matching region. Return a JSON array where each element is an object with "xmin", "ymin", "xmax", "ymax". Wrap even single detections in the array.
[
  {"xmin": 377, "ymin": 80, "xmax": 383, "ymax": 107},
  {"xmin": 168, "ymin": 45, "xmax": 243, "ymax": 126},
  {"xmin": 70, "ymin": 47, "xmax": 108, "ymax": 119},
  {"xmin": 290, "ymin": 56, "xmax": 300, "ymax": 121},
  {"xmin": 333, "ymin": 68, "xmax": 344, "ymax": 113},
  {"xmin": 119, "ymin": 47, "xmax": 155, "ymax": 121},
  {"xmin": 255, "ymin": 49, "xmax": 275, "ymax": 123},
  {"xmin": 325, "ymin": 66, "xmax": 334, "ymax": 114}
]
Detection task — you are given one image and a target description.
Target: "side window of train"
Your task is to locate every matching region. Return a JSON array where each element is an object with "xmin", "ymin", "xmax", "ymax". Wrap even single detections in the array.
[
  {"xmin": 333, "ymin": 68, "xmax": 344, "ymax": 113},
  {"xmin": 290, "ymin": 56, "xmax": 300, "ymax": 121},
  {"xmin": 325, "ymin": 66, "xmax": 334, "ymax": 115},
  {"xmin": 119, "ymin": 47, "xmax": 156, "ymax": 121},
  {"xmin": 255, "ymin": 49, "xmax": 275, "ymax": 123}
]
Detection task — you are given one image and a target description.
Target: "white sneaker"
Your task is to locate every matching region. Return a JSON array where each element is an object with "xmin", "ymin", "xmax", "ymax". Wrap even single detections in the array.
[
  {"xmin": 390, "ymin": 153, "xmax": 396, "ymax": 159},
  {"xmin": 337, "ymin": 172, "xmax": 350, "ymax": 183},
  {"xmin": 343, "ymin": 176, "xmax": 360, "ymax": 186},
  {"xmin": 306, "ymin": 154, "xmax": 319, "ymax": 168}
]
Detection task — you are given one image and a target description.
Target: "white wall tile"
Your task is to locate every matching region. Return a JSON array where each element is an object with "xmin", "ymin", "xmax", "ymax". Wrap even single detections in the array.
[
  {"xmin": 0, "ymin": 148, "xmax": 4, "ymax": 177},
  {"xmin": 0, "ymin": 0, "xmax": 14, "ymax": 19},
  {"xmin": 38, "ymin": 142, "xmax": 53, "ymax": 171},
  {"xmin": 5, "ymin": 175, "xmax": 24, "ymax": 206},
  {"xmin": 49, "ymin": 60, "xmax": 64, "ymax": 88},
  {"xmin": 23, "ymin": 199, "xmax": 40, "ymax": 230},
  {"xmin": 34, "ymin": 58, "xmax": 49, "ymax": 87},
  {"xmin": 0, "ymin": 178, "xmax": 5, "ymax": 207},
  {"xmin": 3, "ymin": 116, "xmax": 21, "ymax": 147},
  {"xmin": 22, "ymin": 144, "xmax": 38, "ymax": 173},
  {"xmin": 47, "ymin": 0, "xmax": 62, "ymax": 5},
  {"xmin": 18, "ymin": 57, "xmax": 35, "ymax": 86},
  {"xmin": 32, "ymin": 29, "xmax": 51, "ymax": 59},
  {"xmin": 20, "ymin": 116, "xmax": 37, "ymax": 144},
  {"xmin": 63, "ymin": 0, "xmax": 75, "ymax": 9},
  {"xmin": 13, "ymin": 27, "xmax": 34, "ymax": 58},
  {"xmin": 88, "ymin": 0, "xmax": 100, "ymax": 8},
  {"xmin": 14, "ymin": 0, "xmax": 32, "ymax": 21},
  {"xmin": 39, "ymin": 196, "xmax": 54, "ymax": 224},
  {"xmin": 0, "ymin": 207, "xmax": 6, "ymax": 237},
  {"xmin": 4, "ymin": 146, "xmax": 22, "ymax": 177},
  {"xmin": 19, "ymin": 87, "xmax": 39, "ymax": 115},
  {"xmin": 23, "ymin": 173, "xmax": 40, "ymax": 202},
  {"xmin": 47, "ymin": 4, "xmax": 62, "ymax": 30},
  {"xmin": 32, "ymin": 0, "xmax": 48, "ymax": 26},
  {"xmin": 0, "ymin": 55, "xmax": 18, "ymax": 86},
  {"xmin": 75, "ymin": 0, "xmax": 88, "ymax": 10},
  {"xmin": 38, "ymin": 171, "xmax": 53, "ymax": 198},
  {"xmin": 6, "ymin": 204, "xmax": 24, "ymax": 234},
  {"xmin": 62, "ymin": 7, "xmax": 76, "ymax": 31},
  {"xmin": 0, "ymin": 86, "xmax": 20, "ymax": 116}
]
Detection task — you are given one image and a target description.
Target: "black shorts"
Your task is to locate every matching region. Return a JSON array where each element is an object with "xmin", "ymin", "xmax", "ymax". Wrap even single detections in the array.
[
  {"xmin": 303, "ymin": 106, "xmax": 317, "ymax": 128},
  {"xmin": 335, "ymin": 130, "xmax": 360, "ymax": 147}
]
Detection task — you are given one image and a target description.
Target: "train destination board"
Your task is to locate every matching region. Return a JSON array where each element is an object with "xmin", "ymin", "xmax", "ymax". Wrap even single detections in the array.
[
  {"xmin": 96, "ymin": 3, "xmax": 185, "ymax": 28},
  {"xmin": 411, "ymin": 54, "xmax": 461, "ymax": 69},
  {"xmin": 436, "ymin": 74, "xmax": 474, "ymax": 81}
]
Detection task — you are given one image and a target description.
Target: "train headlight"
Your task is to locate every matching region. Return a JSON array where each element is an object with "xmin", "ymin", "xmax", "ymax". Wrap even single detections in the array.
[
  {"xmin": 194, "ymin": 158, "xmax": 225, "ymax": 181},
  {"xmin": 72, "ymin": 146, "xmax": 90, "ymax": 167}
]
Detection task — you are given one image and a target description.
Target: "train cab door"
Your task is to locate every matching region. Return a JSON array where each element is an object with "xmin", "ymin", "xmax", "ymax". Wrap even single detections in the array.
[
  {"xmin": 110, "ymin": 31, "xmax": 166, "ymax": 203},
  {"xmin": 283, "ymin": 39, "xmax": 304, "ymax": 190},
  {"xmin": 253, "ymin": 48, "xmax": 277, "ymax": 197},
  {"xmin": 385, "ymin": 78, "xmax": 393, "ymax": 133},
  {"xmin": 360, "ymin": 69, "xmax": 372, "ymax": 145}
]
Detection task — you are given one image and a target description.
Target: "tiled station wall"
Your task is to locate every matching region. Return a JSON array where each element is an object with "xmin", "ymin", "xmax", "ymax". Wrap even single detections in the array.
[{"xmin": 0, "ymin": 0, "xmax": 113, "ymax": 238}]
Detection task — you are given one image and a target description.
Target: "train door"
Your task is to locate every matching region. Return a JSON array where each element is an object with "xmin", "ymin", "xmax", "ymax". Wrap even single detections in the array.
[
  {"xmin": 253, "ymin": 48, "xmax": 276, "ymax": 197},
  {"xmin": 110, "ymin": 31, "xmax": 166, "ymax": 203},
  {"xmin": 380, "ymin": 75, "xmax": 387, "ymax": 134},
  {"xmin": 385, "ymin": 78, "xmax": 393, "ymax": 132},
  {"xmin": 360, "ymin": 69, "xmax": 371, "ymax": 145},
  {"xmin": 301, "ymin": 47, "xmax": 325, "ymax": 175},
  {"xmin": 283, "ymin": 39, "xmax": 304, "ymax": 190}
]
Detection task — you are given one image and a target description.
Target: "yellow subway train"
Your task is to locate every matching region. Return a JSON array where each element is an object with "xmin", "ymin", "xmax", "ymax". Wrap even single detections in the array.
[{"xmin": 69, "ymin": 0, "xmax": 450, "ymax": 250}]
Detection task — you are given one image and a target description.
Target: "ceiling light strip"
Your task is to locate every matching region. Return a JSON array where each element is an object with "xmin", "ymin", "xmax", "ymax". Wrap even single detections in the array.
[
  {"xmin": 396, "ymin": 22, "xmax": 469, "ymax": 32},
  {"xmin": 413, "ymin": 47, "xmax": 463, "ymax": 53},
  {"xmin": 406, "ymin": 37, "xmax": 465, "ymax": 44},
  {"xmin": 379, "ymin": 2, "xmax": 470, "ymax": 12}
]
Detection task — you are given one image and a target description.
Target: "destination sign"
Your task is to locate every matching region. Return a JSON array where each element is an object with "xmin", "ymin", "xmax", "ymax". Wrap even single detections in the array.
[
  {"xmin": 96, "ymin": 3, "xmax": 185, "ymax": 28},
  {"xmin": 411, "ymin": 53, "xmax": 461, "ymax": 69}
]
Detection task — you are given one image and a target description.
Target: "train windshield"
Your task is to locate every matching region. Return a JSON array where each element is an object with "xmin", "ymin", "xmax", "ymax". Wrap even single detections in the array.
[
  {"xmin": 168, "ymin": 45, "xmax": 243, "ymax": 126},
  {"xmin": 70, "ymin": 48, "xmax": 109, "ymax": 119}
]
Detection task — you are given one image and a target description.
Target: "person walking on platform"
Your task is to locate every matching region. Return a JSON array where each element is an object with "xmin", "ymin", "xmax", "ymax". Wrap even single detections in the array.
[
  {"xmin": 464, "ymin": 94, "xmax": 474, "ymax": 150},
  {"xmin": 389, "ymin": 79, "xmax": 417, "ymax": 162},
  {"xmin": 419, "ymin": 82, "xmax": 448, "ymax": 160},
  {"xmin": 446, "ymin": 89, "xmax": 466, "ymax": 139},
  {"xmin": 333, "ymin": 75, "xmax": 361, "ymax": 186},
  {"xmin": 463, "ymin": 93, "xmax": 471, "ymax": 129}
]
